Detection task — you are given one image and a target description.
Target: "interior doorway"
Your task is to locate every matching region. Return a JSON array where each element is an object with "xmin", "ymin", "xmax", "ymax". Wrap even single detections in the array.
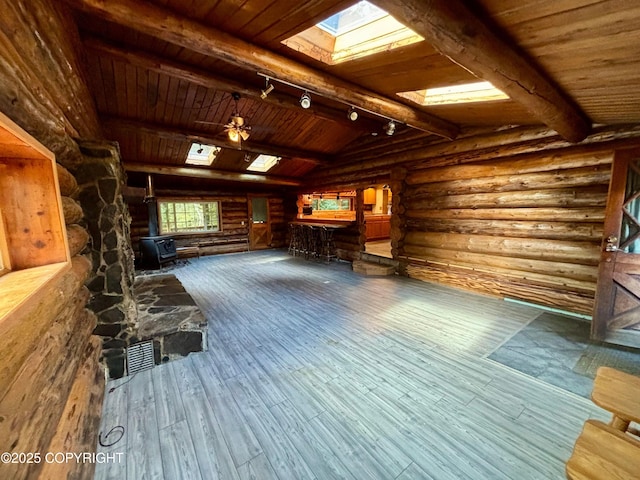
[
  {"xmin": 248, "ymin": 196, "xmax": 270, "ymax": 250},
  {"xmin": 363, "ymin": 184, "xmax": 392, "ymax": 258}
]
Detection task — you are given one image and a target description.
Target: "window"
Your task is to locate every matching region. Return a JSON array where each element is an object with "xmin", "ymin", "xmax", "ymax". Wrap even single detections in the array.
[
  {"xmin": 312, "ymin": 198, "xmax": 352, "ymax": 211},
  {"xmin": 158, "ymin": 200, "xmax": 221, "ymax": 234},
  {"xmin": 282, "ymin": 0, "xmax": 423, "ymax": 65}
]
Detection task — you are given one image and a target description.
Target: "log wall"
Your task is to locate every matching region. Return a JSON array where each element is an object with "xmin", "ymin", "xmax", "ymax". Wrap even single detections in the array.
[
  {"xmin": 397, "ymin": 147, "xmax": 614, "ymax": 315},
  {"xmin": 0, "ymin": 1, "xmax": 106, "ymax": 477},
  {"xmin": 130, "ymin": 192, "xmax": 291, "ymax": 259}
]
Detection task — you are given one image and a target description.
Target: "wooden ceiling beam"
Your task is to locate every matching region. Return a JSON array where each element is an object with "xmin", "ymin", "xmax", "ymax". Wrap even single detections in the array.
[
  {"xmin": 101, "ymin": 116, "xmax": 331, "ymax": 166},
  {"xmin": 123, "ymin": 163, "xmax": 302, "ymax": 187},
  {"xmin": 372, "ymin": 0, "xmax": 591, "ymax": 143},
  {"xmin": 65, "ymin": 0, "xmax": 459, "ymax": 139},
  {"xmin": 83, "ymin": 37, "xmax": 381, "ymax": 132}
]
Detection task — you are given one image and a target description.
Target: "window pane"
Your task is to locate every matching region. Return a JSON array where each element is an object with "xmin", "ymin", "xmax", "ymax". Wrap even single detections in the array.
[{"xmin": 158, "ymin": 200, "xmax": 221, "ymax": 234}]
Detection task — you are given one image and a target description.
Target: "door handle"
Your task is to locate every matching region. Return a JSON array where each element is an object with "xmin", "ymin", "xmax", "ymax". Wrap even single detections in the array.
[{"xmin": 605, "ymin": 235, "xmax": 618, "ymax": 252}]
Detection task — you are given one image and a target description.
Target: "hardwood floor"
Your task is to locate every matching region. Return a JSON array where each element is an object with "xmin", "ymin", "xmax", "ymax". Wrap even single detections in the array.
[{"xmin": 95, "ymin": 250, "xmax": 606, "ymax": 480}]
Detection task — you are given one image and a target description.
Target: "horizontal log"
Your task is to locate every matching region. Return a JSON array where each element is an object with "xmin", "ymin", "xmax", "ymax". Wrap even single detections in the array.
[
  {"xmin": 403, "ymin": 231, "xmax": 601, "ymax": 265},
  {"xmin": 103, "ymin": 116, "xmax": 330, "ymax": 165},
  {"xmin": 66, "ymin": 224, "xmax": 90, "ymax": 257},
  {"xmin": 38, "ymin": 335, "xmax": 104, "ymax": 480},
  {"xmin": 61, "ymin": 196, "xmax": 84, "ymax": 225},
  {"xmin": 406, "ymin": 150, "xmax": 614, "ymax": 185},
  {"xmin": 404, "ymin": 164, "xmax": 611, "ymax": 197},
  {"xmin": 400, "ymin": 244, "xmax": 597, "ymax": 283},
  {"xmin": 404, "ymin": 207, "xmax": 606, "ymax": 222},
  {"xmin": 124, "ymin": 162, "xmax": 302, "ymax": 187},
  {"xmin": 199, "ymin": 244, "xmax": 248, "ymax": 256},
  {"xmin": 404, "ymin": 218, "xmax": 603, "ymax": 242},
  {"xmin": 406, "ymin": 186, "xmax": 608, "ymax": 210},
  {"xmin": 404, "ymin": 263, "xmax": 594, "ymax": 315},
  {"xmin": 56, "ymin": 164, "xmax": 78, "ymax": 197}
]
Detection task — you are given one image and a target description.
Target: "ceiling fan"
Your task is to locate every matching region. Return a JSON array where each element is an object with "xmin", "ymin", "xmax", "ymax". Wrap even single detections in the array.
[{"xmin": 196, "ymin": 92, "xmax": 251, "ymax": 146}]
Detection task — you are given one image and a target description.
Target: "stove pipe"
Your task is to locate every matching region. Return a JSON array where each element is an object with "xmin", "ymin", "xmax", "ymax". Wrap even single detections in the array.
[{"xmin": 144, "ymin": 174, "xmax": 159, "ymax": 237}]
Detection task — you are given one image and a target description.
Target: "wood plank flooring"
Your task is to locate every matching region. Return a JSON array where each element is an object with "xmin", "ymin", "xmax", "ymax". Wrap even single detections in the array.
[{"xmin": 95, "ymin": 250, "xmax": 607, "ymax": 480}]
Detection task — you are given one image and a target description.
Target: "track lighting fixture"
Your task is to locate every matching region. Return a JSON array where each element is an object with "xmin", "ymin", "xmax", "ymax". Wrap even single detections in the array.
[
  {"xmin": 384, "ymin": 120, "xmax": 396, "ymax": 136},
  {"xmin": 347, "ymin": 107, "xmax": 358, "ymax": 121},
  {"xmin": 196, "ymin": 144, "xmax": 203, "ymax": 154},
  {"xmin": 261, "ymin": 77, "xmax": 274, "ymax": 99},
  {"xmin": 299, "ymin": 92, "xmax": 311, "ymax": 109}
]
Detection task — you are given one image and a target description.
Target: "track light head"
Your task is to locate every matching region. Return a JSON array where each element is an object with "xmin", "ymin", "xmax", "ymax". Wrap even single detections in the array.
[
  {"xmin": 347, "ymin": 107, "xmax": 358, "ymax": 121},
  {"xmin": 384, "ymin": 120, "xmax": 396, "ymax": 136},
  {"xmin": 196, "ymin": 144, "xmax": 203, "ymax": 154},
  {"xmin": 299, "ymin": 92, "xmax": 311, "ymax": 109},
  {"xmin": 260, "ymin": 83, "xmax": 274, "ymax": 99}
]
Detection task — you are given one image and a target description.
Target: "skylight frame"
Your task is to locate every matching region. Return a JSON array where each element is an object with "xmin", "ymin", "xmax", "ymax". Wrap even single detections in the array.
[
  {"xmin": 185, "ymin": 143, "xmax": 221, "ymax": 166},
  {"xmin": 246, "ymin": 154, "xmax": 280, "ymax": 173},
  {"xmin": 397, "ymin": 81, "xmax": 509, "ymax": 106},
  {"xmin": 281, "ymin": 1, "xmax": 423, "ymax": 66}
]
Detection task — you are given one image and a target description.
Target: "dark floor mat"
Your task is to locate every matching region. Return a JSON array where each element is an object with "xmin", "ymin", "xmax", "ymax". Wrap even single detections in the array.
[{"xmin": 574, "ymin": 343, "xmax": 640, "ymax": 378}]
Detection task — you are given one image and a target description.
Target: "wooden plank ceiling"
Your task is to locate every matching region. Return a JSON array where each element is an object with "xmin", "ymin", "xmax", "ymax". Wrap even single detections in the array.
[{"xmin": 69, "ymin": 0, "xmax": 640, "ymax": 188}]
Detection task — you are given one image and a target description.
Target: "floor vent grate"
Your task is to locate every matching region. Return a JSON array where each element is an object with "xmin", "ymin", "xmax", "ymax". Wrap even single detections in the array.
[{"xmin": 126, "ymin": 341, "xmax": 155, "ymax": 375}]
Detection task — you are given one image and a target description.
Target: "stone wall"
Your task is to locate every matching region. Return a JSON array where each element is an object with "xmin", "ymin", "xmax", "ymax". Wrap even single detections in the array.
[{"xmin": 75, "ymin": 142, "xmax": 137, "ymax": 379}]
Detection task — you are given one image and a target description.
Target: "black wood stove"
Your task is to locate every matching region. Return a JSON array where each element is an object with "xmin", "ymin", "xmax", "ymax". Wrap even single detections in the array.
[{"xmin": 139, "ymin": 235, "xmax": 177, "ymax": 269}]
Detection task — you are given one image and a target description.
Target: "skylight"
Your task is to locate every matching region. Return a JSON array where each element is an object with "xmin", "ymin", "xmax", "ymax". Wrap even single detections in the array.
[
  {"xmin": 185, "ymin": 143, "xmax": 221, "ymax": 166},
  {"xmin": 282, "ymin": 1, "xmax": 423, "ymax": 65},
  {"xmin": 397, "ymin": 81, "xmax": 509, "ymax": 106},
  {"xmin": 317, "ymin": 1, "xmax": 387, "ymax": 36},
  {"xmin": 247, "ymin": 154, "xmax": 280, "ymax": 173}
]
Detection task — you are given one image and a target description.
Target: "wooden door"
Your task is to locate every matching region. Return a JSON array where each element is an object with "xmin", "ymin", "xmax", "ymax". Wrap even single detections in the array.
[
  {"xmin": 248, "ymin": 196, "xmax": 270, "ymax": 250},
  {"xmin": 592, "ymin": 149, "xmax": 640, "ymax": 347}
]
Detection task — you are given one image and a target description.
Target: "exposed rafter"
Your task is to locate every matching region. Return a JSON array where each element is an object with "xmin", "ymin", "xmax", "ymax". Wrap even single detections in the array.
[
  {"xmin": 83, "ymin": 37, "xmax": 382, "ymax": 133},
  {"xmin": 123, "ymin": 163, "xmax": 302, "ymax": 186},
  {"xmin": 64, "ymin": 0, "xmax": 460, "ymax": 139},
  {"xmin": 372, "ymin": 0, "xmax": 591, "ymax": 143},
  {"xmin": 100, "ymin": 116, "xmax": 331, "ymax": 166}
]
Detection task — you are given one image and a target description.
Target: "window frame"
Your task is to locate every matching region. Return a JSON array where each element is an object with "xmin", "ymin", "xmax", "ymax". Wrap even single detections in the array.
[{"xmin": 157, "ymin": 198, "xmax": 222, "ymax": 236}]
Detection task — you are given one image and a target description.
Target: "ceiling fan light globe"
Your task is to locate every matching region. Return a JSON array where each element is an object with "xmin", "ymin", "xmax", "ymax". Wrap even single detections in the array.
[{"xmin": 228, "ymin": 129, "xmax": 240, "ymax": 142}]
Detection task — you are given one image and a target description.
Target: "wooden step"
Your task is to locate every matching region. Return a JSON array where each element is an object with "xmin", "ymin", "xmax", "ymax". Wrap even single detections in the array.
[{"xmin": 352, "ymin": 260, "xmax": 396, "ymax": 276}]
